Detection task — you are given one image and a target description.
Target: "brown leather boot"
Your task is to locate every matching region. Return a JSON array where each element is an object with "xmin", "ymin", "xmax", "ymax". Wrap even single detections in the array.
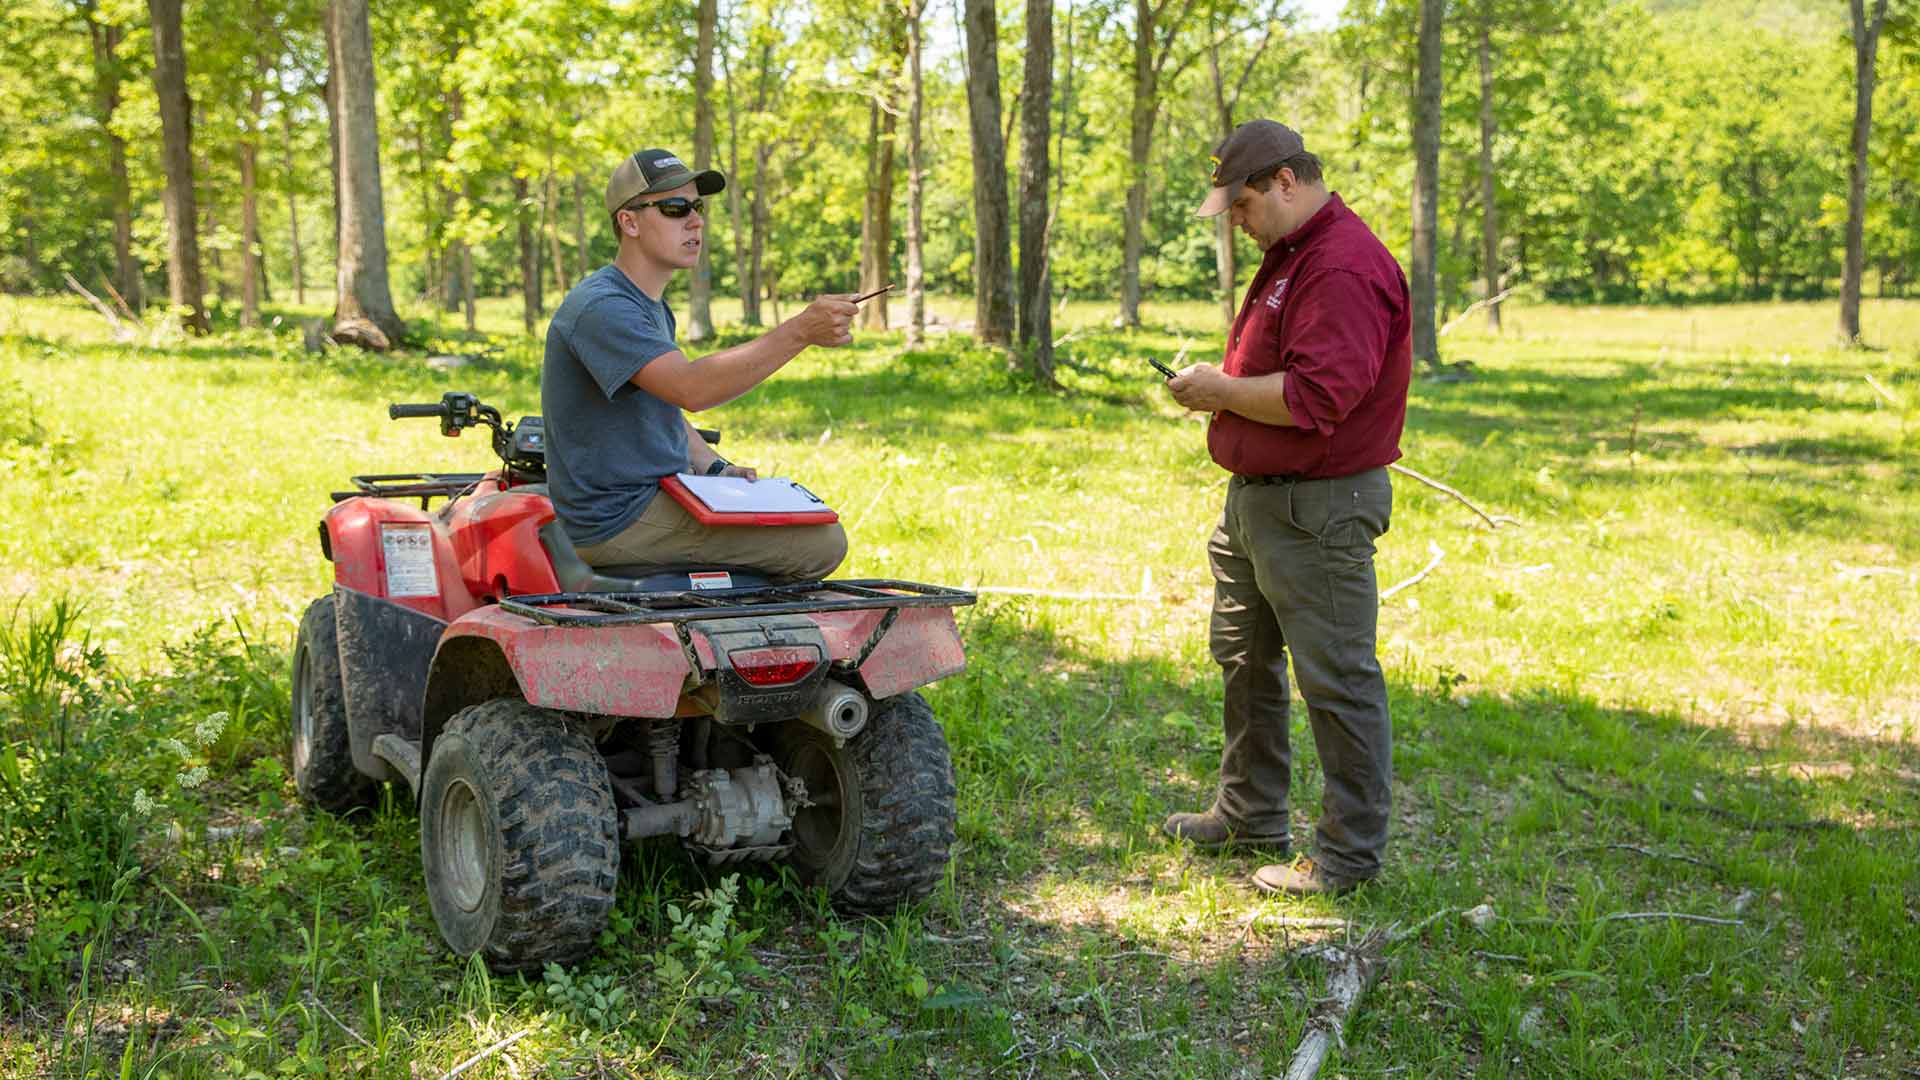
[
  {"xmin": 1161, "ymin": 808, "xmax": 1291, "ymax": 853},
  {"xmin": 1251, "ymin": 856, "xmax": 1372, "ymax": 898}
]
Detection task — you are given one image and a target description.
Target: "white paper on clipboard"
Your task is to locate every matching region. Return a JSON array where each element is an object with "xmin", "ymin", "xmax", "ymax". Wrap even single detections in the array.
[{"xmin": 670, "ymin": 474, "xmax": 832, "ymax": 514}]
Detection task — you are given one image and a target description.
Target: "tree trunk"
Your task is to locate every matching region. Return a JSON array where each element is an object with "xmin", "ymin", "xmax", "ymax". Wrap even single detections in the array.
[
  {"xmin": 962, "ymin": 0, "xmax": 1014, "ymax": 344},
  {"xmin": 906, "ymin": 0, "xmax": 927, "ymax": 345},
  {"xmin": 689, "ymin": 0, "xmax": 718, "ymax": 339},
  {"xmin": 1017, "ymin": 0, "xmax": 1053, "ymax": 383},
  {"xmin": 240, "ymin": 58, "xmax": 266, "ymax": 329},
  {"xmin": 574, "ymin": 173, "xmax": 589, "ymax": 282},
  {"xmin": 327, "ymin": 0, "xmax": 405, "ymax": 348},
  {"xmin": 749, "ymin": 148, "xmax": 770, "ymax": 328},
  {"xmin": 1840, "ymin": 0, "xmax": 1889, "ymax": 344},
  {"xmin": 515, "ymin": 174, "xmax": 540, "ymax": 335},
  {"xmin": 282, "ymin": 95, "xmax": 306, "ymax": 305},
  {"xmin": 440, "ymin": 88, "xmax": 463, "ymax": 313},
  {"xmin": 1477, "ymin": 18, "xmax": 1500, "ymax": 332},
  {"xmin": 86, "ymin": 13, "xmax": 143, "ymax": 311},
  {"xmin": 1410, "ymin": 0, "xmax": 1444, "ymax": 371},
  {"xmin": 860, "ymin": 91, "xmax": 898, "ymax": 332},
  {"xmin": 1206, "ymin": 38, "xmax": 1236, "ymax": 329},
  {"xmin": 1121, "ymin": 0, "xmax": 1157, "ymax": 329},
  {"xmin": 147, "ymin": 0, "xmax": 208, "ymax": 333},
  {"xmin": 544, "ymin": 171, "xmax": 570, "ymax": 295},
  {"xmin": 724, "ymin": 42, "xmax": 757, "ymax": 327},
  {"xmin": 461, "ymin": 233, "xmax": 476, "ymax": 331}
]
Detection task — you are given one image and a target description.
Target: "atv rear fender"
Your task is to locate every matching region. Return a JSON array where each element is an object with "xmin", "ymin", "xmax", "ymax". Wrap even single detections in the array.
[{"xmin": 320, "ymin": 497, "xmax": 481, "ymax": 621}]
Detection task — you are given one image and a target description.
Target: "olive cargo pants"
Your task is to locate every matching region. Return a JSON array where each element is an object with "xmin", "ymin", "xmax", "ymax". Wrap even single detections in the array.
[
  {"xmin": 1207, "ymin": 469, "xmax": 1394, "ymax": 879},
  {"xmin": 575, "ymin": 487, "xmax": 848, "ymax": 584}
]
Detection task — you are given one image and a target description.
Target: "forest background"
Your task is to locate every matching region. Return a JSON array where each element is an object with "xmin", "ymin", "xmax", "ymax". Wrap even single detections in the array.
[{"xmin": 2, "ymin": 0, "xmax": 1917, "ymax": 360}]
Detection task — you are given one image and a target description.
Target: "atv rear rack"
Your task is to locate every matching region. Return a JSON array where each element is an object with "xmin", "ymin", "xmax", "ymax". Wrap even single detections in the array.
[{"xmin": 498, "ymin": 580, "xmax": 976, "ymax": 628}]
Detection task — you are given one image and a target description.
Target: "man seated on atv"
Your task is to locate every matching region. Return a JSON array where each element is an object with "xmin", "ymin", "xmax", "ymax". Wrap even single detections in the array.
[{"xmin": 542, "ymin": 148, "xmax": 856, "ymax": 583}]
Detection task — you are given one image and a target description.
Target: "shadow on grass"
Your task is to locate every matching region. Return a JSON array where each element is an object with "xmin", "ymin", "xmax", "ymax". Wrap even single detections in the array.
[{"xmin": 6, "ymin": 597, "xmax": 1917, "ymax": 1078}]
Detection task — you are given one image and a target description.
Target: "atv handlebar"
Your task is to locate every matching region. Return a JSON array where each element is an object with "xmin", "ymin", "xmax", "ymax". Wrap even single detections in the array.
[{"xmin": 389, "ymin": 402, "xmax": 445, "ymax": 420}]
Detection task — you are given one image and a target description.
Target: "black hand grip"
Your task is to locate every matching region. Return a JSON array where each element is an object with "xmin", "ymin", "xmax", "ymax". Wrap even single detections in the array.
[{"xmin": 389, "ymin": 403, "xmax": 445, "ymax": 419}]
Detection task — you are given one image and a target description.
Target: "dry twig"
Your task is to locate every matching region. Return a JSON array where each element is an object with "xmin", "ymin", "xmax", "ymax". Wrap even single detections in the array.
[
  {"xmin": 439, "ymin": 1028, "xmax": 531, "ymax": 1080},
  {"xmin": 1381, "ymin": 542, "xmax": 1445, "ymax": 602},
  {"xmin": 1554, "ymin": 842, "xmax": 1725, "ymax": 874},
  {"xmin": 63, "ymin": 272, "xmax": 133, "ymax": 341},
  {"xmin": 1437, "ymin": 289, "xmax": 1514, "ymax": 336},
  {"xmin": 1388, "ymin": 462, "xmax": 1521, "ymax": 528},
  {"xmin": 303, "ymin": 992, "xmax": 374, "ymax": 1051},
  {"xmin": 1596, "ymin": 911, "xmax": 1743, "ymax": 928}
]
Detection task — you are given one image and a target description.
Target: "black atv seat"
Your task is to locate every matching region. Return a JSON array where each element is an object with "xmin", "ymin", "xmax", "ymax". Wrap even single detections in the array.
[{"xmin": 536, "ymin": 519, "xmax": 772, "ymax": 594}]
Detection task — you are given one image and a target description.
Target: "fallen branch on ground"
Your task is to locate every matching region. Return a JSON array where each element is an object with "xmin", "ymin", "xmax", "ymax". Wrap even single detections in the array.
[
  {"xmin": 98, "ymin": 275, "xmax": 144, "ymax": 329},
  {"xmin": 304, "ymin": 992, "xmax": 374, "ymax": 1051},
  {"xmin": 1389, "ymin": 462, "xmax": 1522, "ymax": 529},
  {"xmin": 63, "ymin": 273, "xmax": 133, "ymax": 341},
  {"xmin": 1437, "ymin": 289, "xmax": 1515, "ymax": 336},
  {"xmin": 1864, "ymin": 373, "xmax": 1904, "ymax": 409},
  {"xmin": 1283, "ymin": 929, "xmax": 1391, "ymax": 1080},
  {"xmin": 1280, "ymin": 909, "xmax": 1454, "ymax": 1080},
  {"xmin": 1551, "ymin": 768, "xmax": 1843, "ymax": 833},
  {"xmin": 439, "ymin": 1029, "xmax": 530, "ymax": 1080},
  {"xmin": 1381, "ymin": 542, "xmax": 1445, "ymax": 602},
  {"xmin": 1597, "ymin": 911, "xmax": 1743, "ymax": 928},
  {"xmin": 1554, "ymin": 842, "xmax": 1725, "ymax": 874}
]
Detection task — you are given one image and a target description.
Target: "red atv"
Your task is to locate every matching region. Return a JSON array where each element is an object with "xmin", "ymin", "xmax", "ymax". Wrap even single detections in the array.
[{"xmin": 289, "ymin": 392, "xmax": 973, "ymax": 972}]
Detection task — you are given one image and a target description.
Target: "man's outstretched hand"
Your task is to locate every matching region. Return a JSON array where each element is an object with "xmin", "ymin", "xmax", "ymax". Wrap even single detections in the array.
[{"xmin": 789, "ymin": 295, "xmax": 859, "ymax": 347}]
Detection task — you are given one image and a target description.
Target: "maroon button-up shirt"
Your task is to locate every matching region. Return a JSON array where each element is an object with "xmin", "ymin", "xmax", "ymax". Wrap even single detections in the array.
[{"xmin": 1207, "ymin": 193, "xmax": 1411, "ymax": 479}]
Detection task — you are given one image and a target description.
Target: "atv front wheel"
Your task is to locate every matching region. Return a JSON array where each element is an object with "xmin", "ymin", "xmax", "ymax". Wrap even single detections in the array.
[
  {"xmin": 419, "ymin": 698, "xmax": 618, "ymax": 972},
  {"xmin": 776, "ymin": 692, "xmax": 957, "ymax": 912},
  {"xmin": 290, "ymin": 596, "xmax": 377, "ymax": 812}
]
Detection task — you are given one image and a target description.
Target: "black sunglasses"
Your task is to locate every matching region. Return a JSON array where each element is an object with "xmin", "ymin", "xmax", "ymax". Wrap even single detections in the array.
[{"xmin": 622, "ymin": 196, "xmax": 704, "ymax": 219}]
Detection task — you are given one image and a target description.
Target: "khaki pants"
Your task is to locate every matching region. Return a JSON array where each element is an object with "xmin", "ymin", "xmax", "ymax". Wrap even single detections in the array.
[
  {"xmin": 575, "ymin": 489, "xmax": 848, "ymax": 584},
  {"xmin": 1208, "ymin": 468, "xmax": 1393, "ymax": 879}
]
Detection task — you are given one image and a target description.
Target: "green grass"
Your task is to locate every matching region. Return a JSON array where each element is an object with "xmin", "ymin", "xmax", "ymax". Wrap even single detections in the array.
[{"xmin": 1, "ymin": 291, "xmax": 1917, "ymax": 1077}]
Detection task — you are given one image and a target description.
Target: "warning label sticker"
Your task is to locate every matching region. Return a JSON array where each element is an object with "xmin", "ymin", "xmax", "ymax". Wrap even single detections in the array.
[
  {"xmin": 689, "ymin": 571, "xmax": 733, "ymax": 591},
  {"xmin": 381, "ymin": 524, "xmax": 439, "ymax": 598}
]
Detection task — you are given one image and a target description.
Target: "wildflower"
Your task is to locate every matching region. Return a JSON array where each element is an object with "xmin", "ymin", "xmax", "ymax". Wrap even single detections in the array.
[
  {"xmin": 193, "ymin": 711, "xmax": 229, "ymax": 748},
  {"xmin": 177, "ymin": 765, "xmax": 210, "ymax": 790},
  {"xmin": 161, "ymin": 737, "xmax": 192, "ymax": 761},
  {"xmin": 132, "ymin": 789, "xmax": 156, "ymax": 816}
]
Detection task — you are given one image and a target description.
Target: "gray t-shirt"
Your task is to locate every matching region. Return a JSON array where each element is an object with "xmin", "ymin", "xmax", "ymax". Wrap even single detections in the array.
[{"xmin": 542, "ymin": 265, "xmax": 690, "ymax": 546}]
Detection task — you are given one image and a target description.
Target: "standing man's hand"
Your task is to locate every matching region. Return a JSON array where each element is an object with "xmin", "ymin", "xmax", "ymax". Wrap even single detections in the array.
[
  {"xmin": 1167, "ymin": 363, "xmax": 1234, "ymax": 413},
  {"xmin": 789, "ymin": 295, "xmax": 859, "ymax": 347}
]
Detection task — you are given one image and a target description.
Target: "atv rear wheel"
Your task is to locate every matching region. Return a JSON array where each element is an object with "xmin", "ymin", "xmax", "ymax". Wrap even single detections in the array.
[
  {"xmin": 775, "ymin": 692, "xmax": 957, "ymax": 912},
  {"xmin": 419, "ymin": 698, "xmax": 618, "ymax": 972},
  {"xmin": 290, "ymin": 596, "xmax": 377, "ymax": 812}
]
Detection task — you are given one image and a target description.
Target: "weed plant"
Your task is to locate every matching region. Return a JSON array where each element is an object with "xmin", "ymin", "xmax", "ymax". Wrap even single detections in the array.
[{"xmin": 0, "ymin": 293, "xmax": 1916, "ymax": 1076}]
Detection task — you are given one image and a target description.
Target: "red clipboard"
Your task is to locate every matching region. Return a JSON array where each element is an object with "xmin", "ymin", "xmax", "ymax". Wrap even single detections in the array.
[{"xmin": 659, "ymin": 474, "xmax": 841, "ymax": 526}]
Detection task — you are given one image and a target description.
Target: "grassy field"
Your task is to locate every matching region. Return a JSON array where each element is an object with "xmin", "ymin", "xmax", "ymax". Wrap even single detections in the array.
[{"xmin": 1, "ymin": 291, "xmax": 1917, "ymax": 1078}]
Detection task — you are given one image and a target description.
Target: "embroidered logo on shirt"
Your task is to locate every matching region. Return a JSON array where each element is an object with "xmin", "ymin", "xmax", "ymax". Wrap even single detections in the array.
[{"xmin": 1265, "ymin": 278, "xmax": 1289, "ymax": 309}]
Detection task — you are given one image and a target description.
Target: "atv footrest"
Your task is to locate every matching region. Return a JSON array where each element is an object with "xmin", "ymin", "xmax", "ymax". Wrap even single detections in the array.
[{"xmin": 497, "ymin": 579, "xmax": 975, "ymax": 627}]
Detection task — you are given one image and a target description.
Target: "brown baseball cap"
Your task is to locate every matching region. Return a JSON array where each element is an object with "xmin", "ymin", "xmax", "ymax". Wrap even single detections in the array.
[
  {"xmin": 1195, "ymin": 120, "xmax": 1306, "ymax": 218},
  {"xmin": 605, "ymin": 148, "xmax": 725, "ymax": 215}
]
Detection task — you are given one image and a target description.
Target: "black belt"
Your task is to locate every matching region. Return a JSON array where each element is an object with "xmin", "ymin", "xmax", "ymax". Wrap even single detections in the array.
[{"xmin": 1237, "ymin": 473, "xmax": 1309, "ymax": 484}]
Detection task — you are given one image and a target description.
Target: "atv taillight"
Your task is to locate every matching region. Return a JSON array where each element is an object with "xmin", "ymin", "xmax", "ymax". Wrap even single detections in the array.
[{"xmin": 728, "ymin": 646, "xmax": 821, "ymax": 687}]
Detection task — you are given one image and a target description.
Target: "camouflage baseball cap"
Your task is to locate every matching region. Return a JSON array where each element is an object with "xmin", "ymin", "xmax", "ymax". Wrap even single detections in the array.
[
  {"xmin": 1195, "ymin": 120, "xmax": 1305, "ymax": 218},
  {"xmin": 605, "ymin": 149, "xmax": 725, "ymax": 215}
]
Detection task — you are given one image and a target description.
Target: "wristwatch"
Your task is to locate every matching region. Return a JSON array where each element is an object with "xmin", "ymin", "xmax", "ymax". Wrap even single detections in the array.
[{"xmin": 705, "ymin": 459, "xmax": 731, "ymax": 476}]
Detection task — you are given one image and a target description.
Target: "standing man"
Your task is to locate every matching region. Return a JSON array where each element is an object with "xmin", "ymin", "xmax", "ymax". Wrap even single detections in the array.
[
  {"xmin": 543, "ymin": 148, "xmax": 857, "ymax": 582},
  {"xmin": 1161, "ymin": 121, "xmax": 1411, "ymax": 897}
]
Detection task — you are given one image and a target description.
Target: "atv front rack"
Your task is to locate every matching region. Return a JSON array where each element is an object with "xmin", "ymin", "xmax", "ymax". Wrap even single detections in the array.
[
  {"xmin": 331, "ymin": 472, "xmax": 488, "ymax": 508},
  {"xmin": 498, "ymin": 580, "xmax": 976, "ymax": 628}
]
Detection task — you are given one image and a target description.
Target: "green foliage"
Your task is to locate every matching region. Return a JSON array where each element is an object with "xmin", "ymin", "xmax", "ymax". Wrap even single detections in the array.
[{"xmin": 646, "ymin": 873, "xmax": 763, "ymax": 1004}]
